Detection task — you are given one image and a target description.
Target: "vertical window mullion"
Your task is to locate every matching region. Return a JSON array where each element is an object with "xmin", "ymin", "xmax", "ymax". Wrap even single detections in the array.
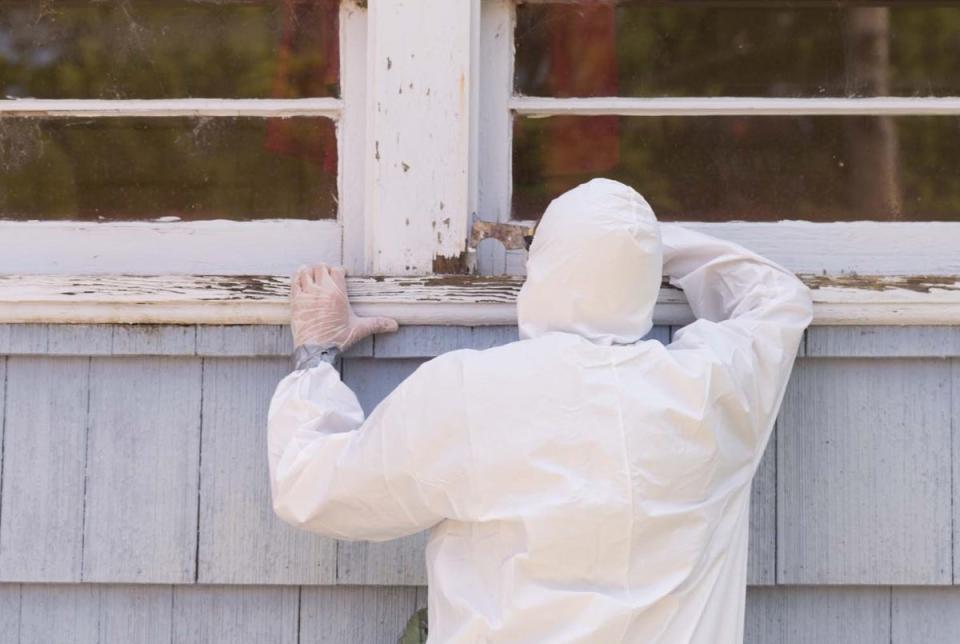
[{"xmin": 363, "ymin": 0, "xmax": 480, "ymax": 275}]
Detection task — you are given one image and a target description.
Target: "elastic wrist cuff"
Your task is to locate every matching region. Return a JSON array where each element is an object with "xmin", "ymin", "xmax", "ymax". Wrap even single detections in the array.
[{"xmin": 293, "ymin": 344, "xmax": 340, "ymax": 371}]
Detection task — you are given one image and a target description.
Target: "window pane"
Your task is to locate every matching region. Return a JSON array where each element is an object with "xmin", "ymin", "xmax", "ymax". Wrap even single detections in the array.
[
  {"xmin": 513, "ymin": 115, "xmax": 960, "ymax": 222},
  {"xmin": 515, "ymin": 3, "xmax": 960, "ymax": 98},
  {"xmin": 0, "ymin": 0, "xmax": 338, "ymax": 99},
  {"xmin": 0, "ymin": 117, "xmax": 336, "ymax": 221}
]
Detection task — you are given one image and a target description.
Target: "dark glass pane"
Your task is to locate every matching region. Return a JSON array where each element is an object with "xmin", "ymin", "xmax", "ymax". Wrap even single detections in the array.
[
  {"xmin": 0, "ymin": 117, "xmax": 336, "ymax": 220},
  {"xmin": 513, "ymin": 114, "xmax": 960, "ymax": 222},
  {"xmin": 516, "ymin": 3, "xmax": 960, "ymax": 97},
  {"xmin": 0, "ymin": 0, "xmax": 338, "ymax": 99}
]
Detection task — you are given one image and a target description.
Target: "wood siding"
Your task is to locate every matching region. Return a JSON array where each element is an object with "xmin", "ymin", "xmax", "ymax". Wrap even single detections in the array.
[{"xmin": 0, "ymin": 324, "xmax": 957, "ymax": 642}]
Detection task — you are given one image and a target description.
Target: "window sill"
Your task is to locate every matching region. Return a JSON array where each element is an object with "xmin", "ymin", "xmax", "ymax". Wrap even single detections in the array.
[{"xmin": 0, "ymin": 274, "xmax": 957, "ymax": 327}]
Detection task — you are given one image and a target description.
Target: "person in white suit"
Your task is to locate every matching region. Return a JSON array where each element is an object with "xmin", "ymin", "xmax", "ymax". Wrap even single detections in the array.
[{"xmin": 268, "ymin": 178, "xmax": 813, "ymax": 643}]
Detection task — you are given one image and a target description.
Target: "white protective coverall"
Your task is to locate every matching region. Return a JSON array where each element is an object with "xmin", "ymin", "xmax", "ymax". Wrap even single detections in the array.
[{"xmin": 268, "ymin": 178, "xmax": 813, "ymax": 643}]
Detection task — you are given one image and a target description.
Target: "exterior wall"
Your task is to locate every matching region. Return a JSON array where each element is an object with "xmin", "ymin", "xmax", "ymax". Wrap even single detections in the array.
[{"xmin": 0, "ymin": 324, "xmax": 957, "ymax": 642}]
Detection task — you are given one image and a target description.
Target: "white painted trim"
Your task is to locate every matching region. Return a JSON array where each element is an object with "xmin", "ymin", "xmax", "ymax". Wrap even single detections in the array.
[
  {"xmin": 685, "ymin": 221, "xmax": 960, "ymax": 276},
  {"xmin": 0, "ymin": 98, "xmax": 342, "ymax": 118},
  {"xmin": 0, "ymin": 4, "xmax": 372, "ymax": 276},
  {"xmin": 5, "ymin": 219, "xmax": 957, "ymax": 278},
  {"xmin": 476, "ymin": 0, "xmax": 515, "ymax": 276},
  {"xmin": 364, "ymin": 0, "xmax": 478, "ymax": 274},
  {"xmin": 0, "ymin": 274, "xmax": 957, "ymax": 326},
  {"xmin": 510, "ymin": 96, "xmax": 960, "ymax": 117},
  {"xmin": 0, "ymin": 220, "xmax": 341, "ymax": 275},
  {"xmin": 495, "ymin": 221, "xmax": 960, "ymax": 278},
  {"xmin": 339, "ymin": 0, "xmax": 368, "ymax": 273}
]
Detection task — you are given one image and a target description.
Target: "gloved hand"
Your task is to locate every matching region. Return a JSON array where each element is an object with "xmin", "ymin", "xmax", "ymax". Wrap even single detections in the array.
[{"xmin": 290, "ymin": 264, "xmax": 399, "ymax": 352}]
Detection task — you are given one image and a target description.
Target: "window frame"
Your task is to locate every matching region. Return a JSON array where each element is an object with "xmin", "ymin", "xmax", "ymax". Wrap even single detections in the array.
[
  {"xmin": 476, "ymin": 0, "xmax": 960, "ymax": 283},
  {"xmin": 0, "ymin": 0, "xmax": 958, "ymax": 327},
  {"xmin": 0, "ymin": 1, "xmax": 366, "ymax": 276}
]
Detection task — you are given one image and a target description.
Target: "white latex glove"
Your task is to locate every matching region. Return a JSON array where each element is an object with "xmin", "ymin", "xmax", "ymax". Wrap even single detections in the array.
[{"xmin": 290, "ymin": 264, "xmax": 399, "ymax": 351}]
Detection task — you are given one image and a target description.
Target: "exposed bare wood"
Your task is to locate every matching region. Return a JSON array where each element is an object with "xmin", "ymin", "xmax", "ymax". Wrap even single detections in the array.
[{"xmin": 0, "ymin": 273, "xmax": 957, "ymax": 326}]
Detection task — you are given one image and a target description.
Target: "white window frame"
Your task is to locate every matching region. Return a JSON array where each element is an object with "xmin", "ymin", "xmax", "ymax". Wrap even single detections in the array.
[
  {"xmin": 0, "ymin": 1, "xmax": 367, "ymax": 276},
  {"xmin": 477, "ymin": 0, "xmax": 960, "ymax": 282},
  {"xmin": 1, "ymin": 0, "xmax": 958, "ymax": 326}
]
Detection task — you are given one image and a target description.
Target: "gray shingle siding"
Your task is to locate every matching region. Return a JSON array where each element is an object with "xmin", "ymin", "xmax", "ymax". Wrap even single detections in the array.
[{"xmin": 0, "ymin": 324, "xmax": 956, "ymax": 642}]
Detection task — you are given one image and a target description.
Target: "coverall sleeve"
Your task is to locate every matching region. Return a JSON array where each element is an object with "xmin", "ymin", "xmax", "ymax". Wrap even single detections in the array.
[
  {"xmin": 662, "ymin": 224, "xmax": 814, "ymax": 446},
  {"xmin": 267, "ymin": 353, "xmax": 465, "ymax": 541}
]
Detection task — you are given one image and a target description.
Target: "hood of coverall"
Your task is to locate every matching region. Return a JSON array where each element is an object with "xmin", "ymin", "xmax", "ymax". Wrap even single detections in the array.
[{"xmin": 517, "ymin": 178, "xmax": 662, "ymax": 345}]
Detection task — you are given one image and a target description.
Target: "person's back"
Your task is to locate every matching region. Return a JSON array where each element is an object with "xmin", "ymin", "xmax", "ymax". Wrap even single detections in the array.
[{"xmin": 268, "ymin": 179, "xmax": 813, "ymax": 643}]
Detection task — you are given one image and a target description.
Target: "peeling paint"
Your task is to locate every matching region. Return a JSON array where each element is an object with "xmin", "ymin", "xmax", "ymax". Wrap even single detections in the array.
[
  {"xmin": 401, "ymin": 162, "xmax": 410, "ymax": 173},
  {"xmin": 3, "ymin": 273, "xmax": 958, "ymax": 326},
  {"xmin": 468, "ymin": 220, "xmax": 535, "ymax": 251},
  {"xmin": 386, "ymin": 57, "xmax": 392, "ymax": 70},
  {"xmin": 398, "ymin": 274, "xmax": 520, "ymax": 288},
  {"xmin": 801, "ymin": 273, "xmax": 960, "ymax": 293},
  {"xmin": 432, "ymin": 252, "xmax": 469, "ymax": 275}
]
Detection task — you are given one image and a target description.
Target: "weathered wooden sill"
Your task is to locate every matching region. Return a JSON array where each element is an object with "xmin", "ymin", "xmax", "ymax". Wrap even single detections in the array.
[{"xmin": 0, "ymin": 274, "xmax": 957, "ymax": 326}]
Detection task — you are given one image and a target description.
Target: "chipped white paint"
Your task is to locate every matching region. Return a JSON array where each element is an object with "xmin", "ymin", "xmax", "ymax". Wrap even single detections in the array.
[
  {"xmin": 364, "ymin": 0, "xmax": 478, "ymax": 274},
  {"xmin": 511, "ymin": 96, "xmax": 960, "ymax": 117},
  {"xmin": 0, "ymin": 273, "xmax": 957, "ymax": 326},
  {"xmin": 0, "ymin": 98, "xmax": 342, "ymax": 118}
]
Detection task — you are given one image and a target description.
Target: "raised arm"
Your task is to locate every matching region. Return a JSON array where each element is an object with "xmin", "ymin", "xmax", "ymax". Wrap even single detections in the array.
[
  {"xmin": 661, "ymin": 224, "xmax": 813, "ymax": 447},
  {"xmin": 267, "ymin": 266, "xmax": 463, "ymax": 541}
]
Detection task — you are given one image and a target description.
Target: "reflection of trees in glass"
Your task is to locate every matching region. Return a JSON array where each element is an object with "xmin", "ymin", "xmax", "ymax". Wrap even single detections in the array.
[
  {"xmin": 0, "ymin": 0, "xmax": 338, "ymax": 99},
  {"xmin": 0, "ymin": 1, "xmax": 340, "ymax": 221},
  {"xmin": 0, "ymin": 118, "xmax": 337, "ymax": 221},
  {"xmin": 513, "ymin": 4, "xmax": 960, "ymax": 221},
  {"xmin": 514, "ymin": 114, "xmax": 960, "ymax": 222},
  {"xmin": 844, "ymin": 8, "xmax": 901, "ymax": 218},
  {"xmin": 516, "ymin": 3, "xmax": 960, "ymax": 97}
]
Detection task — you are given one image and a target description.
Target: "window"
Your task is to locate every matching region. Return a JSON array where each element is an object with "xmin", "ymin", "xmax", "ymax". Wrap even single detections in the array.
[
  {"xmin": 1, "ymin": 0, "xmax": 958, "ymax": 325},
  {"xmin": 0, "ymin": 0, "xmax": 356, "ymax": 274},
  {"xmin": 476, "ymin": 0, "xmax": 960, "ymax": 281}
]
